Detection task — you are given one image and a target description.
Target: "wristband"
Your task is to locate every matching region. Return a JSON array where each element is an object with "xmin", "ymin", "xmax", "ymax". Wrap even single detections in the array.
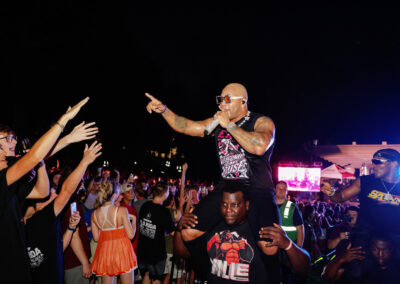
[
  {"xmin": 52, "ymin": 122, "xmax": 65, "ymax": 132},
  {"xmin": 161, "ymin": 105, "xmax": 167, "ymax": 114},
  {"xmin": 284, "ymin": 240, "xmax": 293, "ymax": 251},
  {"xmin": 327, "ymin": 190, "xmax": 335, "ymax": 197},
  {"xmin": 227, "ymin": 122, "xmax": 236, "ymax": 132},
  {"xmin": 67, "ymin": 226, "xmax": 77, "ymax": 232}
]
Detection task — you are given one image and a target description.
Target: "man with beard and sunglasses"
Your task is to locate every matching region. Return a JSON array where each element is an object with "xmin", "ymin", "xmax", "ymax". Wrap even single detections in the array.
[
  {"xmin": 146, "ymin": 83, "xmax": 281, "ymax": 281},
  {"xmin": 320, "ymin": 148, "xmax": 400, "ymax": 282}
]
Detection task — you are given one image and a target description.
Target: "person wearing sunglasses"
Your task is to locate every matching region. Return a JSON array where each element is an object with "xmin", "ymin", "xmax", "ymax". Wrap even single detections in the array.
[
  {"xmin": 146, "ymin": 83, "xmax": 281, "ymax": 279},
  {"xmin": 320, "ymin": 148, "xmax": 400, "ymax": 282},
  {"xmin": 0, "ymin": 98, "xmax": 90, "ymax": 283}
]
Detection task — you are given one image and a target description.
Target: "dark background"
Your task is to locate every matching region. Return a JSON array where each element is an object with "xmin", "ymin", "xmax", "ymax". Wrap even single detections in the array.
[{"xmin": 2, "ymin": 3, "xmax": 400, "ymax": 181}]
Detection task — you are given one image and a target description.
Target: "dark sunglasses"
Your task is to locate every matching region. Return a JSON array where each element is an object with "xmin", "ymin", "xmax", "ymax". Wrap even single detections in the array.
[
  {"xmin": 371, "ymin": 158, "xmax": 390, "ymax": 165},
  {"xmin": 216, "ymin": 95, "xmax": 243, "ymax": 105}
]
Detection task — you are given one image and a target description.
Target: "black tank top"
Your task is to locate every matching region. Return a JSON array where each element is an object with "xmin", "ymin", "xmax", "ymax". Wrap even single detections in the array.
[
  {"xmin": 214, "ymin": 111, "xmax": 274, "ymax": 192},
  {"xmin": 359, "ymin": 174, "xmax": 400, "ymax": 235}
]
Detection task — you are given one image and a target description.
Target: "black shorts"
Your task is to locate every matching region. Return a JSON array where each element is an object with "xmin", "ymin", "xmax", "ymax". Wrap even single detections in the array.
[
  {"xmin": 192, "ymin": 182, "xmax": 280, "ymax": 241},
  {"xmin": 138, "ymin": 258, "xmax": 166, "ymax": 281}
]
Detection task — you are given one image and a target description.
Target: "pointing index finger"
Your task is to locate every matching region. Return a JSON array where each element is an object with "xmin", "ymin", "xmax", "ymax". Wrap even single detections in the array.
[{"xmin": 145, "ymin": 93, "xmax": 155, "ymax": 101}]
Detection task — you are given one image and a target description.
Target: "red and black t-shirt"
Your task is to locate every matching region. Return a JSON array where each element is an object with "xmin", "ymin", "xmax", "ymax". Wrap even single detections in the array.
[{"xmin": 205, "ymin": 221, "xmax": 269, "ymax": 283}]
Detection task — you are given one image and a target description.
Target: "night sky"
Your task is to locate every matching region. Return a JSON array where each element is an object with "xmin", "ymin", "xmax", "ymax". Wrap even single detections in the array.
[{"xmin": 2, "ymin": 3, "xmax": 400, "ymax": 180}]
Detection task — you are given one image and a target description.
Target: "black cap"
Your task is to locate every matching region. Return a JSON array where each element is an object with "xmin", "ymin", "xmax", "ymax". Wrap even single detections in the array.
[{"xmin": 373, "ymin": 148, "xmax": 400, "ymax": 163}]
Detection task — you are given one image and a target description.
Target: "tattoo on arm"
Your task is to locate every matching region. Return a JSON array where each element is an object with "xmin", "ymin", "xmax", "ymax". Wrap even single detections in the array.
[
  {"xmin": 250, "ymin": 133, "xmax": 266, "ymax": 146},
  {"xmin": 175, "ymin": 116, "xmax": 188, "ymax": 132}
]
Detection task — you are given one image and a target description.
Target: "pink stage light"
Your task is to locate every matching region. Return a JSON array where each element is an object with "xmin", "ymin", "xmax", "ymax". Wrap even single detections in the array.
[{"xmin": 278, "ymin": 166, "xmax": 321, "ymax": 192}]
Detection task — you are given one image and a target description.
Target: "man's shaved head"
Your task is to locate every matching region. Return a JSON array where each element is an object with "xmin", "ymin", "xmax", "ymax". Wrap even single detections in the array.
[{"xmin": 222, "ymin": 83, "xmax": 248, "ymax": 102}]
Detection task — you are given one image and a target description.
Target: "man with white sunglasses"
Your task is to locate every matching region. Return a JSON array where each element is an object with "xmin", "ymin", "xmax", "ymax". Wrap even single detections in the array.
[{"xmin": 146, "ymin": 83, "xmax": 281, "ymax": 280}]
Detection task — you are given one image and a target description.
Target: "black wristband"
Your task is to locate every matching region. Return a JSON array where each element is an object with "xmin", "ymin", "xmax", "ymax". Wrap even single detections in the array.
[{"xmin": 67, "ymin": 226, "xmax": 76, "ymax": 232}]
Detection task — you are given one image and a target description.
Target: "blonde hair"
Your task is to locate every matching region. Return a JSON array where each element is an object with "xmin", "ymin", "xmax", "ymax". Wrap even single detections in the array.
[{"xmin": 94, "ymin": 181, "xmax": 115, "ymax": 209}]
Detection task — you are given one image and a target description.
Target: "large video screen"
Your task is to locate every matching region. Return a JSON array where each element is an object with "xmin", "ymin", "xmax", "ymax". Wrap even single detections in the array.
[{"xmin": 278, "ymin": 167, "xmax": 321, "ymax": 192}]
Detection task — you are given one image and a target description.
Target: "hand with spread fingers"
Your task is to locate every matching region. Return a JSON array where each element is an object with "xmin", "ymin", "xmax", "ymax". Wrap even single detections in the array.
[
  {"xmin": 65, "ymin": 122, "xmax": 98, "ymax": 144},
  {"xmin": 341, "ymin": 243, "xmax": 366, "ymax": 263},
  {"xmin": 81, "ymin": 141, "xmax": 102, "ymax": 166},
  {"xmin": 259, "ymin": 223, "xmax": 291, "ymax": 249},
  {"xmin": 145, "ymin": 93, "xmax": 167, "ymax": 114}
]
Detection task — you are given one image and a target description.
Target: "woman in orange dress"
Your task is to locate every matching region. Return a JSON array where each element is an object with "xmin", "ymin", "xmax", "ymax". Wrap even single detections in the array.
[{"xmin": 91, "ymin": 181, "xmax": 137, "ymax": 284}]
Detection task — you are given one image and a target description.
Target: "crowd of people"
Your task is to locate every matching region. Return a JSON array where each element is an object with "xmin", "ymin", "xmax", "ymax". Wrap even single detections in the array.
[{"xmin": 2, "ymin": 84, "xmax": 400, "ymax": 284}]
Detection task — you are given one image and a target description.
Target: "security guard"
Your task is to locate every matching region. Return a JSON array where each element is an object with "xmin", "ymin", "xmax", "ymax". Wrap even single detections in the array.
[{"xmin": 275, "ymin": 181, "xmax": 305, "ymax": 247}]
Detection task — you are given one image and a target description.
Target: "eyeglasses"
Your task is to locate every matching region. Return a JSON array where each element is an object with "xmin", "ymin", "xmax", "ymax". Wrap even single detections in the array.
[
  {"xmin": 371, "ymin": 158, "xmax": 390, "ymax": 165},
  {"xmin": 0, "ymin": 136, "xmax": 17, "ymax": 143},
  {"xmin": 216, "ymin": 95, "xmax": 243, "ymax": 105}
]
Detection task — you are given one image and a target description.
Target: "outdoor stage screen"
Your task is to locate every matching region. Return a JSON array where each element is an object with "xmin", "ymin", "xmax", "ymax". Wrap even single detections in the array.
[{"xmin": 278, "ymin": 167, "xmax": 321, "ymax": 192}]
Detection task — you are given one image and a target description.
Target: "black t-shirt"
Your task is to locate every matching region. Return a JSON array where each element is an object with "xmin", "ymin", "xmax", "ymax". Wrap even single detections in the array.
[
  {"xmin": 25, "ymin": 200, "xmax": 63, "ymax": 284},
  {"xmin": 0, "ymin": 168, "xmax": 35, "ymax": 283},
  {"xmin": 214, "ymin": 111, "xmax": 275, "ymax": 193},
  {"xmin": 203, "ymin": 221, "xmax": 270, "ymax": 283},
  {"xmin": 361, "ymin": 263, "xmax": 400, "ymax": 284},
  {"xmin": 359, "ymin": 175, "xmax": 400, "ymax": 235},
  {"xmin": 137, "ymin": 201, "xmax": 175, "ymax": 263}
]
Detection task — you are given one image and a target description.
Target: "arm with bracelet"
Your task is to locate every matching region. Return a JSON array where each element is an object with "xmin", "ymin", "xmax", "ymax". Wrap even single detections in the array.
[{"xmin": 320, "ymin": 179, "xmax": 361, "ymax": 203}]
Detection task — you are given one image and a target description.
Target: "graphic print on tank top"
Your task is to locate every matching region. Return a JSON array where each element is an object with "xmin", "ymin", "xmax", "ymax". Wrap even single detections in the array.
[
  {"xmin": 217, "ymin": 130, "xmax": 250, "ymax": 180},
  {"xmin": 207, "ymin": 230, "xmax": 254, "ymax": 282}
]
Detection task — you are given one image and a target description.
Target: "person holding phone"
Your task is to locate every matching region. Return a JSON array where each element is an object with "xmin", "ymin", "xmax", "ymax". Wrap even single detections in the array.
[
  {"xmin": 24, "ymin": 141, "xmax": 102, "ymax": 284},
  {"xmin": 0, "ymin": 97, "xmax": 90, "ymax": 283}
]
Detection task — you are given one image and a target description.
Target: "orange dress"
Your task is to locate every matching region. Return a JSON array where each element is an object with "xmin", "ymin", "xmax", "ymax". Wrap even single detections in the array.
[{"xmin": 91, "ymin": 205, "xmax": 137, "ymax": 276}]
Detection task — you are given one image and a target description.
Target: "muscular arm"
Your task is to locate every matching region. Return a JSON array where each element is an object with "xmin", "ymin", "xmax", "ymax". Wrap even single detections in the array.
[
  {"xmin": 161, "ymin": 108, "xmax": 214, "ymax": 137},
  {"xmin": 323, "ymin": 178, "xmax": 361, "ymax": 203},
  {"xmin": 173, "ymin": 231, "xmax": 191, "ymax": 259},
  {"xmin": 296, "ymin": 224, "xmax": 304, "ymax": 248},
  {"xmin": 227, "ymin": 116, "xmax": 275, "ymax": 156},
  {"xmin": 285, "ymin": 244, "xmax": 311, "ymax": 274},
  {"xmin": 145, "ymin": 93, "xmax": 213, "ymax": 137},
  {"xmin": 70, "ymin": 231, "xmax": 91, "ymax": 278}
]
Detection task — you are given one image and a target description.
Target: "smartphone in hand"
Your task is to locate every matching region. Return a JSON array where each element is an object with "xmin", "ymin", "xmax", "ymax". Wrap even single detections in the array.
[{"xmin": 70, "ymin": 202, "xmax": 77, "ymax": 214}]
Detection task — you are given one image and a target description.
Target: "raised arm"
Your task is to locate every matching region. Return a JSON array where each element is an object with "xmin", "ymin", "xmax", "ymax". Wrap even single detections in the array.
[
  {"xmin": 46, "ymin": 121, "xmax": 98, "ymax": 158},
  {"xmin": 6, "ymin": 97, "xmax": 90, "ymax": 186},
  {"xmin": 26, "ymin": 161, "xmax": 50, "ymax": 199},
  {"xmin": 216, "ymin": 113, "xmax": 275, "ymax": 156},
  {"xmin": 54, "ymin": 141, "xmax": 102, "ymax": 216},
  {"xmin": 320, "ymin": 178, "xmax": 361, "ymax": 203},
  {"xmin": 145, "ymin": 93, "xmax": 214, "ymax": 137}
]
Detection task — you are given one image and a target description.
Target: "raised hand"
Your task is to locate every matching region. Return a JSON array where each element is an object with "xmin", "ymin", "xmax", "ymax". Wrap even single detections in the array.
[
  {"xmin": 182, "ymin": 162, "xmax": 188, "ymax": 172},
  {"xmin": 81, "ymin": 141, "xmax": 102, "ymax": 165},
  {"xmin": 62, "ymin": 97, "xmax": 90, "ymax": 122},
  {"xmin": 259, "ymin": 223, "xmax": 291, "ymax": 249},
  {"xmin": 341, "ymin": 243, "xmax": 366, "ymax": 263},
  {"xmin": 65, "ymin": 122, "xmax": 98, "ymax": 144},
  {"xmin": 320, "ymin": 181, "xmax": 334, "ymax": 196},
  {"xmin": 145, "ymin": 93, "xmax": 167, "ymax": 114}
]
